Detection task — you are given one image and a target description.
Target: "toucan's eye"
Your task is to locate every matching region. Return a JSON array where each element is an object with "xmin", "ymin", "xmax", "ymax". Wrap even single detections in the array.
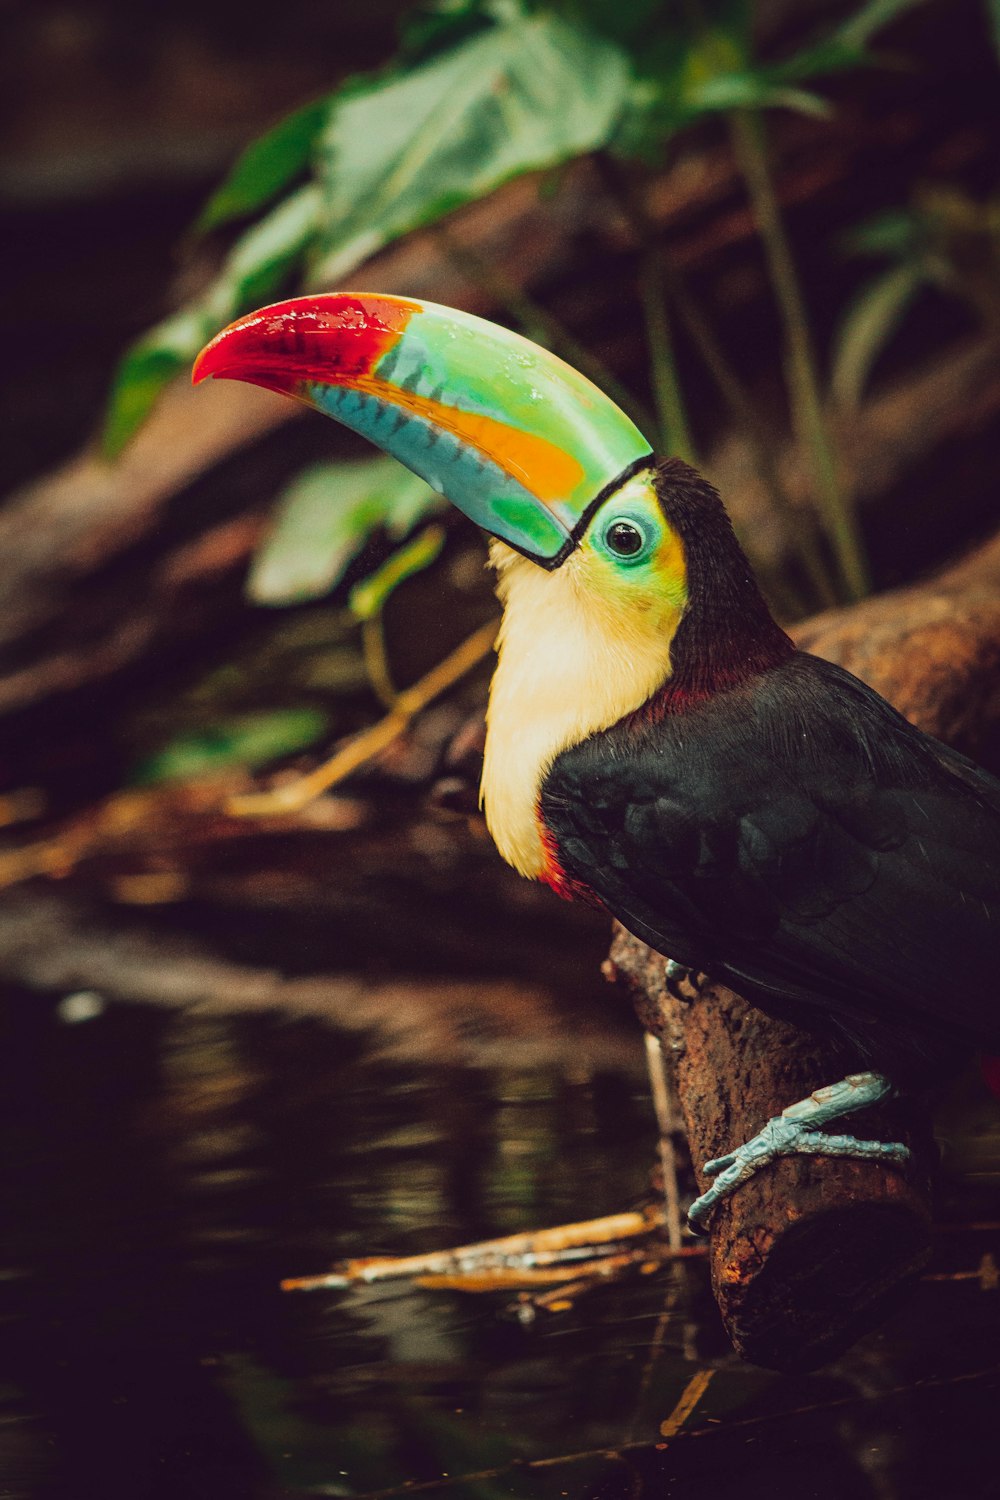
[{"xmin": 604, "ymin": 518, "xmax": 647, "ymax": 558}]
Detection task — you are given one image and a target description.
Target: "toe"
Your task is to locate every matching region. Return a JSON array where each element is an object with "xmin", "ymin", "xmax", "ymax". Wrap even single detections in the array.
[{"xmin": 702, "ymin": 1152, "xmax": 736, "ymax": 1177}]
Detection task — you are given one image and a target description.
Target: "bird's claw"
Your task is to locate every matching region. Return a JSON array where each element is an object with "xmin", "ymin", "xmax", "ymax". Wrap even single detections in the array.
[
  {"xmin": 686, "ymin": 1107, "xmax": 910, "ymax": 1235},
  {"xmin": 665, "ymin": 960, "xmax": 705, "ymax": 1003}
]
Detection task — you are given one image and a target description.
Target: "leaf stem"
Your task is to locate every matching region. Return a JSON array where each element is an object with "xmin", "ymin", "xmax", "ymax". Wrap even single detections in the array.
[
  {"xmin": 729, "ymin": 108, "xmax": 870, "ymax": 601},
  {"xmin": 361, "ymin": 617, "xmax": 399, "ymax": 710}
]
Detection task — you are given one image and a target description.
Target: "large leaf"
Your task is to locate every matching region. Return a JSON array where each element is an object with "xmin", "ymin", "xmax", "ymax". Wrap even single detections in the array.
[
  {"xmin": 830, "ymin": 261, "xmax": 924, "ymax": 409},
  {"xmin": 247, "ymin": 457, "xmax": 444, "ymax": 607},
  {"xmin": 102, "ymin": 185, "xmax": 321, "ymax": 457},
  {"xmin": 222, "ymin": 182, "xmax": 322, "ymax": 307},
  {"xmin": 195, "ymin": 97, "xmax": 331, "ymax": 234},
  {"xmin": 308, "ymin": 11, "xmax": 631, "ymax": 284}
]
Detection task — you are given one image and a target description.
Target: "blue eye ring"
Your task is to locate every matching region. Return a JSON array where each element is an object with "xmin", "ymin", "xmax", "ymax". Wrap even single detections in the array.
[{"xmin": 602, "ymin": 513, "xmax": 653, "ymax": 562}]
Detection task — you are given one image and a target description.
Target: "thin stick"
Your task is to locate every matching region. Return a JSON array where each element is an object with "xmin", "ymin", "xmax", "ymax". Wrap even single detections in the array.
[
  {"xmin": 730, "ymin": 108, "xmax": 870, "ymax": 601},
  {"xmin": 421, "ymin": 1253, "xmax": 644, "ymax": 1293},
  {"xmin": 360, "ymin": 616, "xmax": 399, "ymax": 710},
  {"xmin": 281, "ymin": 1207, "xmax": 667, "ymax": 1292},
  {"xmin": 625, "ymin": 1284, "xmax": 682, "ymax": 1443},
  {"xmin": 227, "ymin": 618, "xmax": 497, "ymax": 818},
  {"xmin": 341, "ymin": 1366, "xmax": 998, "ymax": 1499},
  {"xmin": 644, "ymin": 1032, "xmax": 684, "ymax": 1251}
]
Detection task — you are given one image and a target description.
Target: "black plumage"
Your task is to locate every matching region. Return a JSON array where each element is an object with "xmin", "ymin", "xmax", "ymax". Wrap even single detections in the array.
[{"xmin": 540, "ymin": 463, "xmax": 1000, "ymax": 1086}]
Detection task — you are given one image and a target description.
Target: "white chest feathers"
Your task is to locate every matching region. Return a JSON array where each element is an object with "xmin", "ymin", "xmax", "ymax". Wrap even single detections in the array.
[{"xmin": 480, "ymin": 542, "xmax": 678, "ymax": 880}]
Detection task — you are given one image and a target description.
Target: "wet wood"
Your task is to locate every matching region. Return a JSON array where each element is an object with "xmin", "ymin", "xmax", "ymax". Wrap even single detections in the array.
[
  {"xmin": 607, "ymin": 525, "xmax": 1000, "ymax": 1371},
  {"xmin": 609, "ymin": 936, "xmax": 934, "ymax": 1371},
  {"xmin": 281, "ymin": 1207, "xmax": 668, "ymax": 1292}
]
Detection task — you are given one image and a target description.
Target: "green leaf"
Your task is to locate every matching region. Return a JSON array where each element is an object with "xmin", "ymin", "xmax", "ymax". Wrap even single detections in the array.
[
  {"xmin": 689, "ymin": 73, "xmax": 831, "ymax": 118},
  {"xmin": 248, "ymin": 457, "xmax": 444, "ymax": 607},
  {"xmin": 614, "ymin": 20, "xmax": 829, "ymax": 149},
  {"xmin": 101, "ymin": 305, "xmax": 222, "ymax": 457},
  {"xmin": 195, "ymin": 97, "xmax": 330, "ymax": 234},
  {"xmin": 834, "ymin": 0, "xmax": 928, "ymax": 50},
  {"xmin": 224, "ymin": 182, "xmax": 321, "ymax": 306},
  {"xmin": 769, "ymin": 0, "xmax": 928, "ymax": 83},
  {"xmin": 348, "ymin": 525, "xmax": 447, "ymax": 621},
  {"xmin": 840, "ymin": 207, "xmax": 920, "ymax": 259},
  {"xmin": 134, "ymin": 708, "xmax": 328, "ymax": 785},
  {"xmin": 309, "ymin": 12, "xmax": 630, "ymax": 284},
  {"xmin": 102, "ymin": 185, "xmax": 320, "ymax": 458},
  {"xmin": 830, "ymin": 261, "xmax": 924, "ymax": 409}
]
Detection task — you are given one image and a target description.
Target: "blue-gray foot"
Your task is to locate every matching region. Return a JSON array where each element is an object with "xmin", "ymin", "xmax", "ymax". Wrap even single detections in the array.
[
  {"xmin": 665, "ymin": 960, "xmax": 705, "ymax": 1002},
  {"xmin": 687, "ymin": 1071, "xmax": 910, "ymax": 1234}
]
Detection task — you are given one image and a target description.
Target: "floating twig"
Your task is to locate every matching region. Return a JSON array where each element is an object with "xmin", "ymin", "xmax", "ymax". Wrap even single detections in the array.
[{"xmin": 281, "ymin": 1207, "xmax": 673, "ymax": 1293}]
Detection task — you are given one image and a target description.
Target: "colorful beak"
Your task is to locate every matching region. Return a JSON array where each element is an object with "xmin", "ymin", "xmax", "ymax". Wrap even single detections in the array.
[{"xmin": 192, "ymin": 293, "xmax": 653, "ymax": 567}]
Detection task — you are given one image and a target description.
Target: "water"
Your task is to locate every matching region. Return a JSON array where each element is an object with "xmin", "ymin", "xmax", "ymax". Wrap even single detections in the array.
[{"xmin": 2, "ymin": 985, "xmax": 999, "ymax": 1500}]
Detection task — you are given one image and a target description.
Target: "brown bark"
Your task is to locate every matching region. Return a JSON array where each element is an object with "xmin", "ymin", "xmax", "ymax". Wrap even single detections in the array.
[{"xmin": 606, "ymin": 525, "xmax": 1000, "ymax": 1372}]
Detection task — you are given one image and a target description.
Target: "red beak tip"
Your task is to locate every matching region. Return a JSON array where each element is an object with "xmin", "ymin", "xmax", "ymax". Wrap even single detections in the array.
[{"xmin": 191, "ymin": 344, "xmax": 221, "ymax": 386}]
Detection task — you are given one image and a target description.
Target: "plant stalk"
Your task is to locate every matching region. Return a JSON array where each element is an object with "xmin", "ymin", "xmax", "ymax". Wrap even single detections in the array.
[
  {"xmin": 361, "ymin": 617, "xmax": 399, "ymax": 710},
  {"xmin": 730, "ymin": 108, "xmax": 870, "ymax": 601},
  {"xmin": 638, "ymin": 247, "xmax": 696, "ymax": 462}
]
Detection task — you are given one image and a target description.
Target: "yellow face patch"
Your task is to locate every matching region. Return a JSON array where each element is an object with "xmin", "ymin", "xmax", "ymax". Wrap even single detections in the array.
[
  {"xmin": 576, "ymin": 469, "xmax": 688, "ymax": 627},
  {"xmin": 480, "ymin": 472, "xmax": 688, "ymax": 880}
]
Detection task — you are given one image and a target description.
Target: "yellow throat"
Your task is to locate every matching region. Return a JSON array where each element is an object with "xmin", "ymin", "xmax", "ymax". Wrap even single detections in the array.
[{"xmin": 480, "ymin": 531, "xmax": 685, "ymax": 880}]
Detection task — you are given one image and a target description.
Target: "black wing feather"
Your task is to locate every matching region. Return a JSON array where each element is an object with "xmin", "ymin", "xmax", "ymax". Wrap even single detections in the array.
[{"xmin": 541, "ymin": 654, "xmax": 1000, "ymax": 1079}]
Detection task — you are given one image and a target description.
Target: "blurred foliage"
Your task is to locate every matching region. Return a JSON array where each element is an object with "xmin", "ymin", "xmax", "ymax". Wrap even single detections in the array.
[
  {"xmin": 248, "ymin": 457, "xmax": 443, "ymax": 608},
  {"xmin": 308, "ymin": 10, "xmax": 630, "ymax": 286},
  {"xmin": 122, "ymin": 605, "xmax": 373, "ymax": 784},
  {"xmin": 348, "ymin": 525, "xmax": 448, "ymax": 623},
  {"xmin": 133, "ymin": 707, "xmax": 329, "ymax": 784},
  {"xmin": 99, "ymin": 0, "xmax": 1000, "ymax": 782},
  {"xmin": 834, "ymin": 185, "xmax": 1000, "ymax": 407},
  {"xmin": 102, "ymin": 0, "xmax": 941, "ymax": 636},
  {"xmin": 105, "ymin": 0, "xmax": 923, "ymax": 457}
]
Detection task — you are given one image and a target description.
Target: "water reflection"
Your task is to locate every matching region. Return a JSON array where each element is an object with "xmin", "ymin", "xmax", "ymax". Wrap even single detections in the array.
[{"xmin": 1, "ymin": 986, "xmax": 998, "ymax": 1499}]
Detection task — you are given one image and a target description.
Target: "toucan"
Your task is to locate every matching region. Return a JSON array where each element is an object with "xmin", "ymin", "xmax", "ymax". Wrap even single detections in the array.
[{"xmin": 193, "ymin": 293, "xmax": 1000, "ymax": 1229}]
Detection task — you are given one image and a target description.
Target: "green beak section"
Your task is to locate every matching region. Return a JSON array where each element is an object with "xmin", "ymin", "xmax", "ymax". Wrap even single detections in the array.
[{"xmin": 193, "ymin": 293, "xmax": 653, "ymax": 566}]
